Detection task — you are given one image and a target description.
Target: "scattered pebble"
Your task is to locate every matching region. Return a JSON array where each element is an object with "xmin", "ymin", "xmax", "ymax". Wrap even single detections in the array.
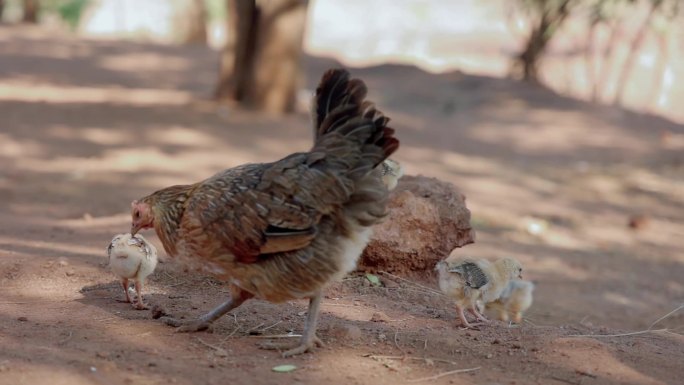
[
  {"xmin": 329, "ymin": 324, "xmax": 363, "ymax": 341},
  {"xmin": 150, "ymin": 304, "xmax": 168, "ymax": 320},
  {"xmin": 369, "ymin": 311, "xmax": 390, "ymax": 323},
  {"xmin": 17, "ymin": 316, "xmax": 28, "ymax": 322}
]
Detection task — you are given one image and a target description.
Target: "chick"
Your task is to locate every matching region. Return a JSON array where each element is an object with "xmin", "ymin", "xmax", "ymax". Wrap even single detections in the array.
[
  {"xmin": 380, "ymin": 158, "xmax": 404, "ymax": 190},
  {"xmin": 436, "ymin": 255, "xmax": 523, "ymax": 328},
  {"xmin": 483, "ymin": 280, "xmax": 534, "ymax": 323},
  {"xmin": 106, "ymin": 233, "xmax": 158, "ymax": 310}
]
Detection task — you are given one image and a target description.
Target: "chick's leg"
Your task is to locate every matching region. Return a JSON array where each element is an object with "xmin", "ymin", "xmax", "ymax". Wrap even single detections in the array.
[
  {"xmin": 119, "ymin": 278, "xmax": 132, "ymax": 303},
  {"xmin": 468, "ymin": 304, "xmax": 490, "ymax": 323},
  {"xmin": 456, "ymin": 304, "xmax": 476, "ymax": 328},
  {"xmin": 163, "ymin": 284, "xmax": 252, "ymax": 332},
  {"xmin": 132, "ymin": 280, "xmax": 148, "ymax": 310},
  {"xmin": 260, "ymin": 291, "xmax": 324, "ymax": 357}
]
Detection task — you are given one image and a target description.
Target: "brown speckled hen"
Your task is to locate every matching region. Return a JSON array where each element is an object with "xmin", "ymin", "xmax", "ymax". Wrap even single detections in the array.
[{"xmin": 129, "ymin": 69, "xmax": 399, "ymax": 356}]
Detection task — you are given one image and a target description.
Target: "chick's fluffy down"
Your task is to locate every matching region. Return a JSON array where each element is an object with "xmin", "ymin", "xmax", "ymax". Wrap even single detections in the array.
[{"xmin": 107, "ymin": 233, "xmax": 158, "ymax": 281}]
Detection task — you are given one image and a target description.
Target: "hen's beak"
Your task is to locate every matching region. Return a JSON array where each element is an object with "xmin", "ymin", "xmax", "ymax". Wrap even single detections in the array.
[{"xmin": 131, "ymin": 223, "xmax": 140, "ymax": 236}]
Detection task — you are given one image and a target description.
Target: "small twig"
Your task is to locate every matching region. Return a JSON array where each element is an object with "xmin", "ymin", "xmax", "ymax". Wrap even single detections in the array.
[
  {"xmin": 224, "ymin": 325, "xmax": 242, "ymax": 339},
  {"xmin": 393, "ymin": 330, "xmax": 405, "ymax": 354},
  {"xmin": 244, "ymin": 322, "xmax": 265, "ymax": 334},
  {"xmin": 579, "ymin": 315, "xmax": 591, "ymax": 324},
  {"xmin": 323, "ymin": 303, "xmax": 358, "ymax": 308},
  {"xmin": 58, "ymin": 331, "xmax": 73, "ymax": 345},
  {"xmin": 550, "ymin": 375, "xmax": 581, "ymax": 385},
  {"xmin": 573, "ymin": 304, "xmax": 683, "ymax": 339},
  {"xmin": 259, "ymin": 320, "xmax": 282, "ymax": 332},
  {"xmin": 366, "ymin": 355, "xmax": 458, "ymax": 365},
  {"xmin": 423, "ymin": 338, "xmax": 428, "ymax": 351},
  {"xmin": 196, "ymin": 337, "xmax": 228, "ymax": 355},
  {"xmin": 249, "ymin": 333, "xmax": 302, "ymax": 339},
  {"xmin": 379, "ymin": 271, "xmax": 445, "ymax": 297},
  {"xmin": 661, "ymin": 330, "xmax": 684, "ymax": 337},
  {"xmin": 648, "ymin": 304, "xmax": 683, "ymax": 330},
  {"xmin": 407, "ymin": 366, "xmax": 481, "ymax": 382},
  {"xmin": 568, "ymin": 328, "xmax": 669, "ymax": 338}
]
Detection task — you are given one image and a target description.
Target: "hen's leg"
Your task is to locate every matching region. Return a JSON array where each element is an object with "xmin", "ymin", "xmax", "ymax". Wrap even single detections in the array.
[
  {"xmin": 132, "ymin": 280, "xmax": 148, "ymax": 310},
  {"xmin": 260, "ymin": 292, "xmax": 324, "ymax": 357},
  {"xmin": 163, "ymin": 285, "xmax": 252, "ymax": 332}
]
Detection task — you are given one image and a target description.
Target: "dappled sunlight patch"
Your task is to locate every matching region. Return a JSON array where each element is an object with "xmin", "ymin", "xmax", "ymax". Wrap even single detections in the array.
[
  {"xmin": 16, "ymin": 146, "xmax": 240, "ymax": 175},
  {"xmin": 143, "ymin": 126, "xmax": 218, "ymax": 147},
  {"xmin": 98, "ymin": 52, "xmax": 191, "ymax": 73},
  {"xmin": 0, "ymin": 236, "xmax": 104, "ymax": 261},
  {"xmin": 0, "ymin": 83, "xmax": 193, "ymax": 105},
  {"xmin": 472, "ymin": 121, "xmax": 650, "ymax": 155},
  {"xmin": 544, "ymin": 337, "xmax": 669, "ymax": 385},
  {"xmin": 522, "ymin": 255, "xmax": 591, "ymax": 281},
  {"xmin": 47, "ymin": 125, "xmax": 132, "ymax": 146},
  {"xmin": 0, "ymin": 133, "xmax": 45, "ymax": 158},
  {"xmin": 602, "ymin": 292, "xmax": 644, "ymax": 308}
]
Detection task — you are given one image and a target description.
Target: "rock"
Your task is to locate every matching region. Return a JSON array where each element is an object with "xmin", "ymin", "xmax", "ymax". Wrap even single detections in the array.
[
  {"xmin": 369, "ymin": 311, "xmax": 391, "ymax": 323},
  {"xmin": 359, "ymin": 175, "xmax": 475, "ymax": 274}
]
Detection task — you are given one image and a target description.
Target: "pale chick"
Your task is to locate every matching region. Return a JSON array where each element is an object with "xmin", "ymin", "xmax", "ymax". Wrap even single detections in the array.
[
  {"xmin": 106, "ymin": 233, "xmax": 158, "ymax": 310},
  {"xmin": 484, "ymin": 280, "xmax": 534, "ymax": 323},
  {"xmin": 436, "ymin": 254, "xmax": 523, "ymax": 328},
  {"xmin": 379, "ymin": 158, "xmax": 404, "ymax": 190}
]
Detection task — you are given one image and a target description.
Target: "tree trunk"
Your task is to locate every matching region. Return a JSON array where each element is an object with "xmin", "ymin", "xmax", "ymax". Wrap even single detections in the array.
[
  {"xmin": 22, "ymin": 0, "xmax": 38, "ymax": 23},
  {"xmin": 585, "ymin": 20, "xmax": 598, "ymax": 101},
  {"xmin": 613, "ymin": 1, "xmax": 662, "ymax": 105},
  {"xmin": 0, "ymin": 0, "xmax": 5, "ymax": 22},
  {"xmin": 596, "ymin": 20, "xmax": 621, "ymax": 102},
  {"xmin": 512, "ymin": 0, "xmax": 573, "ymax": 82},
  {"xmin": 215, "ymin": 0, "xmax": 308, "ymax": 114},
  {"xmin": 180, "ymin": 0, "xmax": 207, "ymax": 44},
  {"xmin": 647, "ymin": 31, "xmax": 671, "ymax": 110}
]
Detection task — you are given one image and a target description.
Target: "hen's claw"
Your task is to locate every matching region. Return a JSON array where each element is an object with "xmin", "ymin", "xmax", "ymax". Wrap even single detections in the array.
[
  {"xmin": 259, "ymin": 335, "xmax": 324, "ymax": 357},
  {"xmin": 162, "ymin": 317, "xmax": 213, "ymax": 332}
]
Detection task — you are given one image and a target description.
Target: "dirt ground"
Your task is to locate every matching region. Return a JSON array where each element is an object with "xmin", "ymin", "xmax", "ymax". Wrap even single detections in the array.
[{"xmin": 0, "ymin": 26, "xmax": 683, "ymax": 385}]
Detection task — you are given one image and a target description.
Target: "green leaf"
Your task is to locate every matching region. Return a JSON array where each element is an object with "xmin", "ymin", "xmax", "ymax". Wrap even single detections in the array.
[
  {"xmin": 272, "ymin": 364, "xmax": 297, "ymax": 373},
  {"xmin": 365, "ymin": 273, "xmax": 381, "ymax": 287}
]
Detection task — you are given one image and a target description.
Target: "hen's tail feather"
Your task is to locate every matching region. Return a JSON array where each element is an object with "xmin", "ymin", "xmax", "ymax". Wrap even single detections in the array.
[{"xmin": 311, "ymin": 68, "xmax": 399, "ymax": 171}]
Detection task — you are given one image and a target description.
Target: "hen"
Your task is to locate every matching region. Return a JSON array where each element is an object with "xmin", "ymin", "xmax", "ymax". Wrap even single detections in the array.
[
  {"xmin": 106, "ymin": 233, "xmax": 158, "ymax": 310},
  {"xmin": 436, "ymin": 255, "xmax": 522, "ymax": 328},
  {"xmin": 129, "ymin": 69, "xmax": 399, "ymax": 356}
]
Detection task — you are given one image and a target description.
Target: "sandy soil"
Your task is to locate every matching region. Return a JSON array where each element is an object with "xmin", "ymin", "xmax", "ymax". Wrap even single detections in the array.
[{"xmin": 0, "ymin": 26, "xmax": 683, "ymax": 385}]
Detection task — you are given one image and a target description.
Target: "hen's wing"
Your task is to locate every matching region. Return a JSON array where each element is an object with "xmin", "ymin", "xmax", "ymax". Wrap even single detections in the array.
[
  {"xmin": 186, "ymin": 157, "xmax": 354, "ymax": 264},
  {"xmin": 448, "ymin": 262, "xmax": 488, "ymax": 289}
]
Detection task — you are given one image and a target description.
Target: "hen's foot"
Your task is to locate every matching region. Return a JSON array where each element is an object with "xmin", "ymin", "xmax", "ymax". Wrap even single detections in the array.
[
  {"xmin": 162, "ymin": 317, "xmax": 213, "ymax": 332},
  {"xmin": 259, "ymin": 335, "xmax": 324, "ymax": 357}
]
